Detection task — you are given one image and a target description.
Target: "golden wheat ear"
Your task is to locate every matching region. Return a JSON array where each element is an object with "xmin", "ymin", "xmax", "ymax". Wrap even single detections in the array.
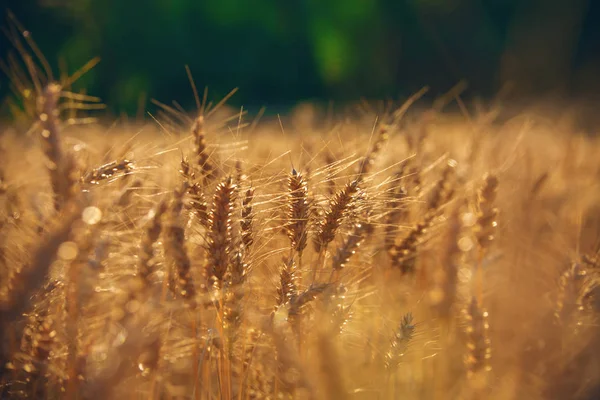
[
  {"xmin": 460, "ymin": 296, "xmax": 492, "ymax": 396},
  {"xmin": 81, "ymin": 159, "xmax": 135, "ymax": 186},
  {"xmin": 285, "ymin": 169, "xmax": 311, "ymax": 258},
  {"xmin": 384, "ymin": 312, "xmax": 416, "ymax": 371},
  {"xmin": 164, "ymin": 182, "xmax": 196, "ymax": 306},
  {"xmin": 223, "ymin": 180, "xmax": 254, "ymax": 343},
  {"xmin": 277, "ymin": 257, "xmax": 299, "ymax": 307},
  {"xmin": 330, "ymin": 218, "xmax": 373, "ymax": 284},
  {"xmin": 240, "ymin": 186, "xmax": 255, "ymax": 252},
  {"xmin": 313, "ymin": 179, "xmax": 361, "ymax": 254},
  {"xmin": 388, "ymin": 212, "xmax": 436, "ymax": 274},
  {"xmin": 426, "ymin": 159, "xmax": 457, "ymax": 212},
  {"xmin": 475, "ymin": 174, "xmax": 499, "ymax": 250},
  {"xmin": 138, "ymin": 199, "xmax": 167, "ymax": 286},
  {"xmin": 180, "ymin": 157, "xmax": 210, "ymax": 229},
  {"xmin": 191, "ymin": 115, "xmax": 218, "ymax": 184},
  {"xmin": 37, "ymin": 83, "xmax": 79, "ymax": 211},
  {"xmin": 205, "ymin": 176, "xmax": 236, "ymax": 292}
]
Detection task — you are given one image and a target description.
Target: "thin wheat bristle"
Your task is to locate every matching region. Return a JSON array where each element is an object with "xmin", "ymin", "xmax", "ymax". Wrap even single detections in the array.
[
  {"xmin": 187, "ymin": 187, "xmax": 210, "ymax": 229},
  {"xmin": 357, "ymin": 123, "xmax": 390, "ymax": 180},
  {"xmin": 115, "ymin": 178, "xmax": 142, "ymax": 207},
  {"xmin": 324, "ymin": 151, "xmax": 337, "ymax": 195},
  {"xmin": 384, "ymin": 166, "xmax": 410, "ymax": 251}
]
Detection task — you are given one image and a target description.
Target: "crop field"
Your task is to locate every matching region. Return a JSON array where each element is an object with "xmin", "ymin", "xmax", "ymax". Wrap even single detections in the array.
[{"xmin": 1, "ymin": 16, "xmax": 600, "ymax": 400}]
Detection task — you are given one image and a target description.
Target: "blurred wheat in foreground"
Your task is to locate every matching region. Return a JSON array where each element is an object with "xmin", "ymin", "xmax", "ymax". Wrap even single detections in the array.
[{"xmin": 1, "ymin": 22, "xmax": 600, "ymax": 400}]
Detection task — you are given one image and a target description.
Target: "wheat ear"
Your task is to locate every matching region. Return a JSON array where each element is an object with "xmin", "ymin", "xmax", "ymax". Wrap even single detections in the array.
[
  {"xmin": 205, "ymin": 176, "xmax": 237, "ymax": 291},
  {"xmin": 463, "ymin": 296, "xmax": 492, "ymax": 379},
  {"xmin": 389, "ymin": 212, "xmax": 436, "ymax": 274},
  {"xmin": 164, "ymin": 183, "xmax": 196, "ymax": 305},
  {"xmin": 37, "ymin": 83, "xmax": 79, "ymax": 211},
  {"xmin": 191, "ymin": 115, "xmax": 217, "ymax": 183},
  {"xmin": 313, "ymin": 180, "xmax": 361, "ymax": 254},
  {"xmin": 138, "ymin": 200, "xmax": 167, "ymax": 285},
  {"xmin": 180, "ymin": 157, "xmax": 210, "ymax": 228},
  {"xmin": 385, "ymin": 312, "xmax": 415, "ymax": 370},
  {"xmin": 285, "ymin": 169, "xmax": 310, "ymax": 258}
]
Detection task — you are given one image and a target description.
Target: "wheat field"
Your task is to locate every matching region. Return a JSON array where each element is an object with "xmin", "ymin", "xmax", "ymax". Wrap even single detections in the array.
[{"xmin": 1, "ymin": 21, "xmax": 600, "ymax": 400}]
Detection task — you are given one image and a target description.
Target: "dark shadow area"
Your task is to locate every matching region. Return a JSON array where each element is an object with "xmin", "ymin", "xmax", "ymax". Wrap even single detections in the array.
[{"xmin": 0, "ymin": 0, "xmax": 599, "ymax": 124}]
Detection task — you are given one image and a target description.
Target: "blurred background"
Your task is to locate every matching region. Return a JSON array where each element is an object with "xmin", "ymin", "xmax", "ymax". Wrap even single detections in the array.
[{"xmin": 0, "ymin": 0, "xmax": 599, "ymax": 121}]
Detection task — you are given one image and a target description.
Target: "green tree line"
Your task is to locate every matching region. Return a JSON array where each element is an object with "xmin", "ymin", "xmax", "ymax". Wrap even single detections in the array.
[{"xmin": 1, "ymin": 0, "xmax": 598, "ymax": 115}]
